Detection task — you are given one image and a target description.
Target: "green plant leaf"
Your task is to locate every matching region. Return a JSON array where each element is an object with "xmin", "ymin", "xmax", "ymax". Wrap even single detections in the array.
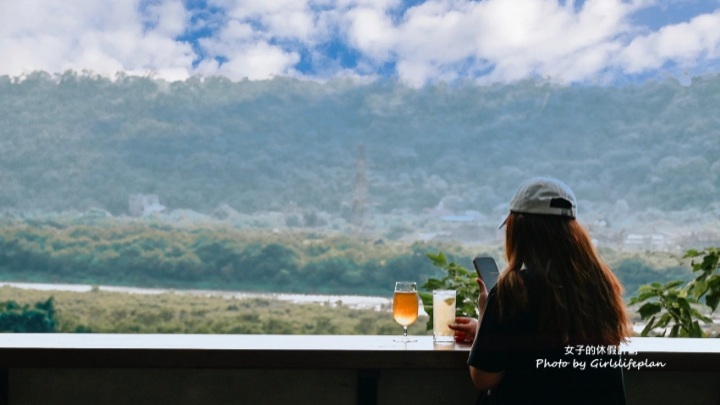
[
  {"xmin": 677, "ymin": 297, "xmax": 691, "ymax": 313},
  {"xmin": 657, "ymin": 313, "xmax": 672, "ymax": 328},
  {"xmin": 700, "ymin": 254, "xmax": 719, "ymax": 274},
  {"xmin": 629, "ymin": 289, "xmax": 660, "ymax": 304},
  {"xmin": 708, "ymin": 274, "xmax": 720, "ymax": 288},
  {"xmin": 689, "ymin": 308, "xmax": 712, "ymax": 323},
  {"xmin": 420, "ymin": 279, "xmax": 444, "ymax": 290},
  {"xmin": 691, "ymin": 280, "xmax": 709, "ymax": 300},
  {"xmin": 418, "ymin": 292, "xmax": 432, "ymax": 305},
  {"xmin": 664, "ymin": 280, "xmax": 685, "ymax": 289},
  {"xmin": 691, "ymin": 321, "xmax": 703, "ymax": 337},
  {"xmin": 420, "ymin": 251, "xmax": 480, "ymax": 328},
  {"xmin": 640, "ymin": 316, "xmax": 656, "ymax": 337},
  {"xmin": 636, "ymin": 284, "xmax": 657, "ymax": 293},
  {"xmin": 426, "ymin": 252, "xmax": 447, "ymax": 267},
  {"xmin": 705, "ymin": 291, "xmax": 720, "ymax": 312},
  {"xmin": 637, "ymin": 302, "xmax": 662, "ymax": 319}
]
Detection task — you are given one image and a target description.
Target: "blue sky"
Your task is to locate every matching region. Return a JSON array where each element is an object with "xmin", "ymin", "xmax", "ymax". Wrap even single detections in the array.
[{"xmin": 1, "ymin": 0, "xmax": 719, "ymax": 86}]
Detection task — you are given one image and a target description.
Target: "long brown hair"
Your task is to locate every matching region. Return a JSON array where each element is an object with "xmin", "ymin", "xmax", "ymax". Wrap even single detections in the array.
[{"xmin": 496, "ymin": 212, "xmax": 630, "ymax": 345}]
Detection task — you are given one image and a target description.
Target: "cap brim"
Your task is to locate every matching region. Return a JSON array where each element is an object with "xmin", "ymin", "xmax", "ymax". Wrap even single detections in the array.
[{"xmin": 498, "ymin": 215, "xmax": 508, "ymax": 229}]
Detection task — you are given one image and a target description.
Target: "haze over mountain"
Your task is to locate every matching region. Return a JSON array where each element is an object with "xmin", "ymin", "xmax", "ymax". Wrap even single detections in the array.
[{"xmin": 1, "ymin": 71, "xmax": 719, "ymax": 235}]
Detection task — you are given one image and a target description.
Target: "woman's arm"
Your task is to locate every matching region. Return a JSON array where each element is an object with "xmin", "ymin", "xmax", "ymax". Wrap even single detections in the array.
[
  {"xmin": 469, "ymin": 366, "xmax": 505, "ymax": 391},
  {"xmin": 468, "ymin": 278, "xmax": 506, "ymax": 390}
]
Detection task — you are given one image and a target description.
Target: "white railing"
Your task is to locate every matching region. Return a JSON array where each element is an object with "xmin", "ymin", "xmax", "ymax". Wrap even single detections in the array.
[{"xmin": 1, "ymin": 335, "xmax": 718, "ymax": 405}]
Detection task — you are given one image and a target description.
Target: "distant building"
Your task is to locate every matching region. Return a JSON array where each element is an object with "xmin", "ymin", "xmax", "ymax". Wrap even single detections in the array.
[
  {"xmin": 623, "ymin": 234, "xmax": 671, "ymax": 251},
  {"xmin": 128, "ymin": 194, "xmax": 165, "ymax": 217}
]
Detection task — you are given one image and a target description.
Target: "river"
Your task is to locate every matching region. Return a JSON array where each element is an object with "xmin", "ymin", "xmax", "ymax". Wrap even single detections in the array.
[{"xmin": 0, "ymin": 281, "xmax": 395, "ymax": 312}]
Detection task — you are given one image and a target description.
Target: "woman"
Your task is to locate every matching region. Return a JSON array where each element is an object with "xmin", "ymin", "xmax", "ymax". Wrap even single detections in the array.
[{"xmin": 464, "ymin": 177, "xmax": 630, "ymax": 404}]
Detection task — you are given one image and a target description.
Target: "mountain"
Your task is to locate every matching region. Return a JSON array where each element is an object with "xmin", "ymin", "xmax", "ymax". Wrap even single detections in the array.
[{"xmin": 1, "ymin": 71, "xmax": 719, "ymax": 226}]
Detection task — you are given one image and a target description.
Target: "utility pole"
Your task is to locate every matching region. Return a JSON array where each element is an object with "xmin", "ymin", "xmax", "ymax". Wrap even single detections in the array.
[{"xmin": 351, "ymin": 144, "xmax": 368, "ymax": 229}]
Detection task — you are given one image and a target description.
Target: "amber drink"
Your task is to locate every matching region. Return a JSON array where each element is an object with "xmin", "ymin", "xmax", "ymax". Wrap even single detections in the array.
[
  {"xmin": 392, "ymin": 281, "xmax": 418, "ymax": 342},
  {"xmin": 393, "ymin": 291, "xmax": 419, "ymax": 326}
]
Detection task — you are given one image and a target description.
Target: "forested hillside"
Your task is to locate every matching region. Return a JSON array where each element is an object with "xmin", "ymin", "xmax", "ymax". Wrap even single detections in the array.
[
  {"xmin": 0, "ymin": 217, "xmax": 688, "ymax": 297},
  {"xmin": 1, "ymin": 71, "xmax": 719, "ymax": 221},
  {"xmin": 1, "ymin": 71, "xmax": 718, "ymax": 297}
]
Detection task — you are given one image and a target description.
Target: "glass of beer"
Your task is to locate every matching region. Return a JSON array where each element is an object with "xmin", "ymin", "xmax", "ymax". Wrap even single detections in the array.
[
  {"xmin": 432, "ymin": 289, "xmax": 456, "ymax": 343},
  {"xmin": 393, "ymin": 281, "xmax": 418, "ymax": 342}
]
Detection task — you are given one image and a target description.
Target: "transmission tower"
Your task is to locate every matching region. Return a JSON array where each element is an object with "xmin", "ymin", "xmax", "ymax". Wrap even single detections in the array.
[{"xmin": 351, "ymin": 145, "xmax": 368, "ymax": 228}]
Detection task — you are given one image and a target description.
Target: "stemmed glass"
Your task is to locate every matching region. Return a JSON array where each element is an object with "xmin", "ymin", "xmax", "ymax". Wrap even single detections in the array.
[{"xmin": 392, "ymin": 281, "xmax": 419, "ymax": 342}]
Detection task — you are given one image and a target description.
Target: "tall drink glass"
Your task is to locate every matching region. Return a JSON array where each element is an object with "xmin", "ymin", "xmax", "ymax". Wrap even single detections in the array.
[
  {"xmin": 433, "ymin": 289, "xmax": 456, "ymax": 343},
  {"xmin": 393, "ymin": 281, "xmax": 418, "ymax": 343}
]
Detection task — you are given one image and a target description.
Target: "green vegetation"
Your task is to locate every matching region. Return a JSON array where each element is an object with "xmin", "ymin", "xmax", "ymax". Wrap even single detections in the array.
[
  {"xmin": 2, "ymin": 241, "xmax": 713, "ymax": 337},
  {"xmin": 612, "ymin": 257, "xmax": 690, "ymax": 299},
  {"xmin": 0, "ymin": 218, "xmax": 688, "ymax": 300},
  {"xmin": 629, "ymin": 247, "xmax": 720, "ymax": 337},
  {"xmin": 2, "ymin": 71, "xmax": 718, "ymax": 335},
  {"xmin": 421, "ymin": 248, "xmax": 720, "ymax": 338},
  {"xmin": 1, "ymin": 72, "xmax": 719, "ymax": 221},
  {"xmin": 0, "ymin": 218, "xmax": 473, "ymax": 296},
  {"xmin": 419, "ymin": 251, "xmax": 486, "ymax": 330},
  {"xmin": 0, "ymin": 297, "xmax": 56, "ymax": 332},
  {"xmin": 0, "ymin": 286, "xmax": 429, "ymax": 335}
]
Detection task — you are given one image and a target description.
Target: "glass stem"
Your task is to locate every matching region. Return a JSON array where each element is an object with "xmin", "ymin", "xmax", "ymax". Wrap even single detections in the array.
[{"xmin": 403, "ymin": 326, "xmax": 408, "ymax": 337}]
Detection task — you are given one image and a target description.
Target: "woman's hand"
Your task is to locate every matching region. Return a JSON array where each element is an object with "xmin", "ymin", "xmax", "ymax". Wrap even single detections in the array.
[
  {"xmin": 448, "ymin": 278, "xmax": 489, "ymax": 343},
  {"xmin": 448, "ymin": 317, "xmax": 478, "ymax": 343}
]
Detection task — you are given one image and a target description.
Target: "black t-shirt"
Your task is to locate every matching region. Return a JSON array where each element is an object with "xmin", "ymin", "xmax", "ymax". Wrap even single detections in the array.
[{"xmin": 467, "ymin": 270, "xmax": 626, "ymax": 405}]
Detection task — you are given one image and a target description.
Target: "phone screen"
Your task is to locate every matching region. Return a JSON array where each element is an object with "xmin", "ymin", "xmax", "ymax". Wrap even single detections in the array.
[{"xmin": 472, "ymin": 256, "xmax": 500, "ymax": 290}]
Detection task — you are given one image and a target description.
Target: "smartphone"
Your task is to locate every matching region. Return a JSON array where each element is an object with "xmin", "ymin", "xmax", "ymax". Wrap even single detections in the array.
[{"xmin": 472, "ymin": 256, "xmax": 500, "ymax": 290}]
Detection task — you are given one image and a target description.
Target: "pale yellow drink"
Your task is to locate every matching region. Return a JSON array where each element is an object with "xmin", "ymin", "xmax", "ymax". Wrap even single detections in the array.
[{"xmin": 433, "ymin": 290, "xmax": 456, "ymax": 343}]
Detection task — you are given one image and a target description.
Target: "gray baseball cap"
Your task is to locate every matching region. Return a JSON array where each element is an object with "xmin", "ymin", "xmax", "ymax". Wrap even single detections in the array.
[{"xmin": 500, "ymin": 177, "xmax": 576, "ymax": 228}]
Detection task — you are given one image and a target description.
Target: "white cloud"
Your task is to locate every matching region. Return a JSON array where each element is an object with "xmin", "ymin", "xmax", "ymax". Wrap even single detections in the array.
[
  {"xmin": 336, "ymin": 0, "xmax": 403, "ymax": 9},
  {"xmin": 209, "ymin": 0, "xmax": 318, "ymax": 42},
  {"xmin": 195, "ymin": 0, "xmax": 328, "ymax": 79},
  {"xmin": 397, "ymin": 2, "xmax": 476, "ymax": 62},
  {"xmin": 617, "ymin": 10, "xmax": 720, "ymax": 73},
  {"xmin": 197, "ymin": 42, "xmax": 300, "ymax": 81},
  {"xmin": 1, "ymin": 0, "xmax": 719, "ymax": 85},
  {"xmin": 464, "ymin": 0, "xmax": 637, "ymax": 83},
  {"xmin": 339, "ymin": 0, "xmax": 643, "ymax": 85},
  {"xmin": 0, "ymin": 0, "xmax": 194, "ymax": 80},
  {"xmin": 193, "ymin": 16, "xmax": 300, "ymax": 79},
  {"xmin": 544, "ymin": 42, "xmax": 622, "ymax": 83},
  {"xmin": 344, "ymin": 7, "xmax": 397, "ymax": 60},
  {"xmin": 145, "ymin": 0, "xmax": 189, "ymax": 37},
  {"xmin": 389, "ymin": 1, "xmax": 479, "ymax": 85}
]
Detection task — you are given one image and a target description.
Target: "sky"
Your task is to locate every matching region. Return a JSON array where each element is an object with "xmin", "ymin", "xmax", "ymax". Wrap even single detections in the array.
[{"xmin": 1, "ymin": 0, "xmax": 720, "ymax": 87}]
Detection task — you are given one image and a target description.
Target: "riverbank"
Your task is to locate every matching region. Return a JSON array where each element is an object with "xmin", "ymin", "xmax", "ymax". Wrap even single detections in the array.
[
  {"xmin": 0, "ymin": 282, "xmax": 432, "ymax": 335},
  {"xmin": 0, "ymin": 281, "xmax": 393, "ymax": 312}
]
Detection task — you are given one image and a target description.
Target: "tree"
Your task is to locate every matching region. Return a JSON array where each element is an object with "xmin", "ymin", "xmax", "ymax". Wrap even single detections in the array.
[{"xmin": 0, "ymin": 298, "xmax": 57, "ymax": 333}]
